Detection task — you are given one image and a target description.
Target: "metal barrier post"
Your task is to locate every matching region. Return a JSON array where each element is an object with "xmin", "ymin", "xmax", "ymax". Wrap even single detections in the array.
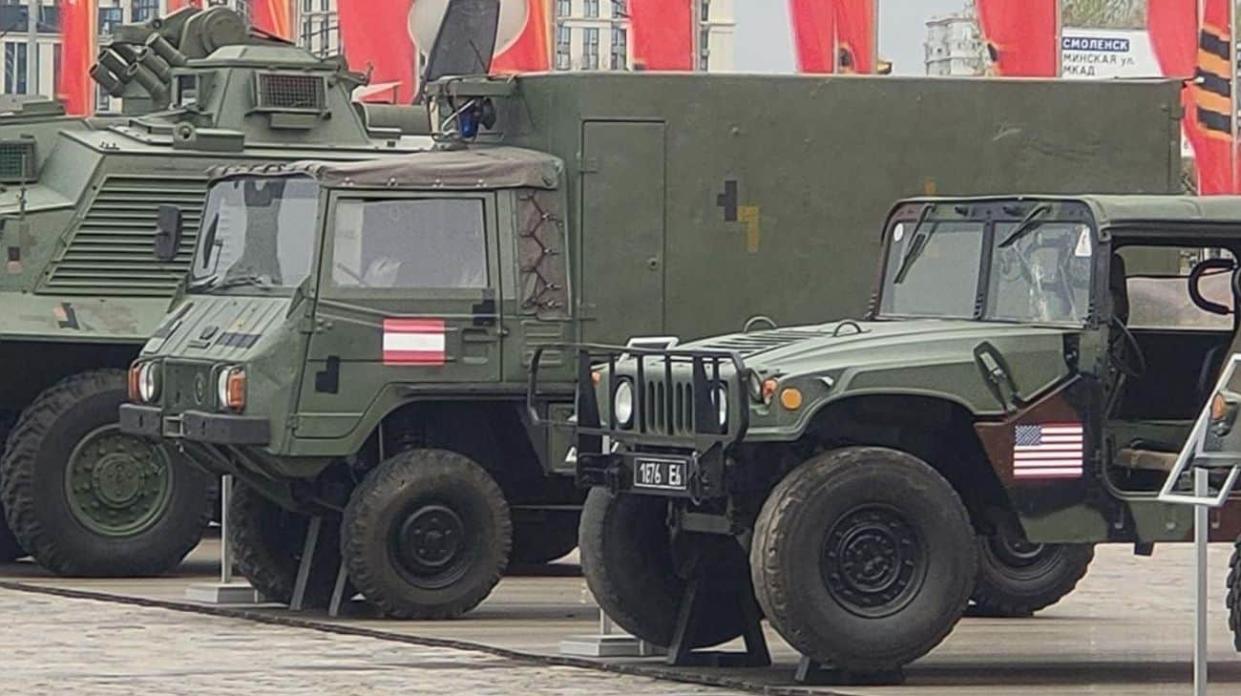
[
  {"xmin": 1194, "ymin": 468, "xmax": 1209, "ymax": 696},
  {"xmin": 220, "ymin": 474, "xmax": 233, "ymax": 584},
  {"xmin": 184, "ymin": 474, "xmax": 260, "ymax": 605}
]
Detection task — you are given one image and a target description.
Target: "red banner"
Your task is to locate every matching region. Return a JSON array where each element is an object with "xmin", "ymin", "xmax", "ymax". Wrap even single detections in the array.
[
  {"xmin": 834, "ymin": 0, "xmax": 875, "ymax": 73},
  {"xmin": 976, "ymin": 0, "xmax": 1058, "ymax": 76},
  {"xmin": 59, "ymin": 0, "xmax": 94, "ymax": 116},
  {"xmin": 630, "ymin": 0, "xmax": 693, "ymax": 71},
  {"xmin": 250, "ymin": 0, "xmax": 293, "ymax": 40},
  {"xmin": 1191, "ymin": 0, "xmax": 1235, "ymax": 193},
  {"xmin": 492, "ymin": 0, "xmax": 550, "ymax": 73},
  {"xmin": 339, "ymin": 0, "xmax": 417, "ymax": 103},
  {"xmin": 789, "ymin": 0, "xmax": 835, "ymax": 73}
]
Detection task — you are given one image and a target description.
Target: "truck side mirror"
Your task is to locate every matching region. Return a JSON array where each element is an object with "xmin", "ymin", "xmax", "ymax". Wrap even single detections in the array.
[{"xmin": 154, "ymin": 204, "xmax": 183, "ymax": 263}]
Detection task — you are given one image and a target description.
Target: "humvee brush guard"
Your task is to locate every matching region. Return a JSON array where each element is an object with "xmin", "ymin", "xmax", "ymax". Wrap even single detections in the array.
[
  {"xmin": 556, "ymin": 195, "xmax": 1241, "ymax": 675},
  {"xmin": 122, "ymin": 68, "xmax": 1182, "ymax": 615},
  {"xmin": 0, "ymin": 5, "xmax": 431, "ymax": 575}
]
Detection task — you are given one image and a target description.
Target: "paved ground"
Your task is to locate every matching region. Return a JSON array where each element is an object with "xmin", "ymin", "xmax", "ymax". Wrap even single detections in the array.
[{"xmin": 3, "ymin": 536, "xmax": 1241, "ymax": 694}]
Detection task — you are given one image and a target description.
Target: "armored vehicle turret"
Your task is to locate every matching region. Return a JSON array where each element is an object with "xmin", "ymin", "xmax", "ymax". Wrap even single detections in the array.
[{"xmin": 0, "ymin": 5, "xmax": 431, "ymax": 576}]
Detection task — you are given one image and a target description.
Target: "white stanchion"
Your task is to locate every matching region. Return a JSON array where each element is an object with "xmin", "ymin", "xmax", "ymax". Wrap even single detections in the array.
[
  {"xmin": 1193, "ymin": 468, "xmax": 1209, "ymax": 696},
  {"xmin": 185, "ymin": 475, "xmax": 262, "ymax": 604},
  {"xmin": 559, "ymin": 604, "xmax": 664, "ymax": 658}
]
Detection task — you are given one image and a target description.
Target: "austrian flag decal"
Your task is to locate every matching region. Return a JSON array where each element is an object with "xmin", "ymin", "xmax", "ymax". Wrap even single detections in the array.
[{"xmin": 383, "ymin": 318, "xmax": 446, "ymax": 366}]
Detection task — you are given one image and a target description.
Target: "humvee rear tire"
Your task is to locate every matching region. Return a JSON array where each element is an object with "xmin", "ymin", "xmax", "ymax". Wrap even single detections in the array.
[
  {"xmin": 0, "ymin": 370, "xmax": 214, "ymax": 576},
  {"xmin": 968, "ymin": 529, "xmax": 1094, "ymax": 618},
  {"xmin": 751, "ymin": 447, "xmax": 976, "ymax": 675},
  {"xmin": 579, "ymin": 488, "xmax": 752, "ymax": 649},
  {"xmin": 1227, "ymin": 536, "xmax": 1241, "ymax": 651},
  {"xmin": 510, "ymin": 512, "xmax": 579, "ymax": 566},
  {"xmin": 229, "ymin": 482, "xmax": 343, "ymax": 608},
  {"xmin": 342, "ymin": 449, "xmax": 511, "ymax": 619}
]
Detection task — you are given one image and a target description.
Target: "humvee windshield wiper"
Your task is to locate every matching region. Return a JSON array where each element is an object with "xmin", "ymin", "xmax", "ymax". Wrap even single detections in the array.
[
  {"xmin": 892, "ymin": 205, "xmax": 936, "ymax": 284},
  {"xmin": 998, "ymin": 204, "xmax": 1052, "ymax": 248},
  {"xmin": 191, "ymin": 274, "xmax": 274, "ymax": 292}
]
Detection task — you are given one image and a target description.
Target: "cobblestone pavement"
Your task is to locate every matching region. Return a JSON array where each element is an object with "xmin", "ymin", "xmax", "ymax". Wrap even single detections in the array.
[{"xmin": 0, "ymin": 589, "xmax": 741, "ymax": 696}]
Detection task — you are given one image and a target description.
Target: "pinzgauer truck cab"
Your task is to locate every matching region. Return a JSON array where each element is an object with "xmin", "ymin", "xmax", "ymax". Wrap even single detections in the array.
[
  {"xmin": 556, "ymin": 195, "xmax": 1241, "ymax": 678},
  {"xmin": 122, "ymin": 72, "xmax": 1184, "ymax": 617},
  {"xmin": 0, "ymin": 5, "xmax": 433, "ymax": 577}
]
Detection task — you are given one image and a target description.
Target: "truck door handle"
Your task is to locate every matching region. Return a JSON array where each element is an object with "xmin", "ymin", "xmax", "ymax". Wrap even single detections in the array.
[{"xmin": 973, "ymin": 342, "xmax": 1024, "ymax": 414}]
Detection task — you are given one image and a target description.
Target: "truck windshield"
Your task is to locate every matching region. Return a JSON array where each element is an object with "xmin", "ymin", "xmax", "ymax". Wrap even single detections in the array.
[
  {"xmin": 878, "ymin": 218, "xmax": 1094, "ymax": 324},
  {"xmin": 190, "ymin": 176, "xmax": 319, "ymax": 292}
]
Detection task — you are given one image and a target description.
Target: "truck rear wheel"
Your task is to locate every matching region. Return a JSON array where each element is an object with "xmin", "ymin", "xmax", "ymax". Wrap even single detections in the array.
[
  {"xmin": 510, "ymin": 511, "xmax": 579, "ymax": 566},
  {"xmin": 579, "ymin": 488, "xmax": 751, "ymax": 648},
  {"xmin": 751, "ymin": 447, "xmax": 976, "ymax": 675},
  {"xmin": 229, "ymin": 482, "xmax": 344, "ymax": 608},
  {"xmin": 0, "ymin": 370, "xmax": 214, "ymax": 576},
  {"xmin": 969, "ymin": 528, "xmax": 1094, "ymax": 617},
  {"xmin": 342, "ymin": 449, "xmax": 511, "ymax": 619},
  {"xmin": 1228, "ymin": 536, "xmax": 1241, "ymax": 651}
]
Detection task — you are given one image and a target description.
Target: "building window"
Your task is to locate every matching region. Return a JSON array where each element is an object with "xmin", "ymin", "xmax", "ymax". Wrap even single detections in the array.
[
  {"xmin": 584, "ymin": 0, "xmax": 599, "ymax": 18},
  {"xmin": 38, "ymin": 5, "xmax": 61, "ymax": 34},
  {"xmin": 0, "ymin": 3, "xmax": 27, "ymax": 33},
  {"xmin": 555, "ymin": 24, "xmax": 571, "ymax": 70},
  {"xmin": 98, "ymin": 6, "xmax": 124, "ymax": 35},
  {"xmin": 610, "ymin": 26, "xmax": 627, "ymax": 70},
  {"xmin": 557, "ymin": 0, "xmax": 571, "ymax": 18},
  {"xmin": 132, "ymin": 0, "xmax": 160, "ymax": 23},
  {"xmin": 700, "ymin": 0, "xmax": 710, "ymax": 22},
  {"xmin": 611, "ymin": 0, "xmax": 627, "ymax": 17},
  {"xmin": 96, "ymin": 84, "xmax": 111, "ymax": 113},
  {"xmin": 5, "ymin": 41, "xmax": 27, "ymax": 95},
  {"xmin": 52, "ymin": 43, "xmax": 61, "ymax": 96},
  {"xmin": 698, "ymin": 27, "xmax": 710, "ymax": 71},
  {"xmin": 583, "ymin": 27, "xmax": 599, "ymax": 69}
]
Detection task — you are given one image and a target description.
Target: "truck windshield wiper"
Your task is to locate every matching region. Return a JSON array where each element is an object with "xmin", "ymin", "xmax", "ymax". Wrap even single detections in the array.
[
  {"xmin": 192, "ymin": 274, "xmax": 274, "ymax": 292},
  {"xmin": 893, "ymin": 205, "xmax": 936, "ymax": 284},
  {"xmin": 998, "ymin": 204, "xmax": 1052, "ymax": 248}
]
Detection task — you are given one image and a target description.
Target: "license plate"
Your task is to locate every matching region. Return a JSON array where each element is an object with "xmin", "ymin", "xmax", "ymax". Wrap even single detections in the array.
[{"xmin": 633, "ymin": 456, "xmax": 689, "ymax": 492}]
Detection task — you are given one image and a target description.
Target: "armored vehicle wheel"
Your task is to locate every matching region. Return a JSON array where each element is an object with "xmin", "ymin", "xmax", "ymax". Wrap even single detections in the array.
[
  {"xmin": 968, "ymin": 528, "xmax": 1094, "ymax": 618},
  {"xmin": 342, "ymin": 449, "xmax": 511, "ymax": 619},
  {"xmin": 0, "ymin": 417, "xmax": 23, "ymax": 562},
  {"xmin": 510, "ymin": 512, "xmax": 579, "ymax": 566},
  {"xmin": 751, "ymin": 447, "xmax": 976, "ymax": 675},
  {"xmin": 0, "ymin": 370, "xmax": 214, "ymax": 576},
  {"xmin": 1228, "ymin": 536, "xmax": 1241, "ymax": 651},
  {"xmin": 579, "ymin": 488, "xmax": 752, "ymax": 649},
  {"xmin": 229, "ymin": 482, "xmax": 344, "ymax": 607}
]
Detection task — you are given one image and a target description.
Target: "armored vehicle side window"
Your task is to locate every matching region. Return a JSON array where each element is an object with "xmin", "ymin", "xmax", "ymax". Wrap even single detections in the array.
[
  {"xmin": 1123, "ymin": 247, "xmax": 1234, "ymax": 329},
  {"xmin": 332, "ymin": 198, "xmax": 488, "ymax": 289},
  {"xmin": 880, "ymin": 221, "xmax": 985, "ymax": 318},
  {"xmin": 986, "ymin": 223, "xmax": 1093, "ymax": 324}
]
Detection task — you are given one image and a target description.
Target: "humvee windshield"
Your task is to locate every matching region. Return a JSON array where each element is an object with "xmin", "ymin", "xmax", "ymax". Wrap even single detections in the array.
[
  {"xmin": 190, "ymin": 176, "xmax": 319, "ymax": 292},
  {"xmin": 879, "ymin": 219, "xmax": 1094, "ymax": 324}
]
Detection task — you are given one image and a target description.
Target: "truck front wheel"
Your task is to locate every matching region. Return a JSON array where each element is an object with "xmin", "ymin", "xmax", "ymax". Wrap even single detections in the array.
[
  {"xmin": 969, "ymin": 527, "xmax": 1094, "ymax": 617},
  {"xmin": 342, "ymin": 448, "xmax": 511, "ymax": 619},
  {"xmin": 0, "ymin": 370, "xmax": 214, "ymax": 576},
  {"xmin": 579, "ymin": 488, "xmax": 752, "ymax": 648},
  {"xmin": 0, "ymin": 416, "xmax": 23, "ymax": 562},
  {"xmin": 751, "ymin": 447, "xmax": 976, "ymax": 675},
  {"xmin": 1227, "ymin": 536, "xmax": 1241, "ymax": 651}
]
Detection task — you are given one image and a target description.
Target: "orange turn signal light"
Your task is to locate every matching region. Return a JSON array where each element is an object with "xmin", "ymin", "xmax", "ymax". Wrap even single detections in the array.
[
  {"xmin": 780, "ymin": 387, "xmax": 804, "ymax": 411},
  {"xmin": 1212, "ymin": 393, "xmax": 1229, "ymax": 422}
]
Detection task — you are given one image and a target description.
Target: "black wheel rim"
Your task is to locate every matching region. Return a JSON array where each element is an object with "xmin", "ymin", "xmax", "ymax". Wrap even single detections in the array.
[
  {"xmin": 390, "ymin": 502, "xmax": 473, "ymax": 590},
  {"xmin": 821, "ymin": 504, "xmax": 926, "ymax": 618},
  {"xmin": 987, "ymin": 530, "xmax": 1053, "ymax": 569}
]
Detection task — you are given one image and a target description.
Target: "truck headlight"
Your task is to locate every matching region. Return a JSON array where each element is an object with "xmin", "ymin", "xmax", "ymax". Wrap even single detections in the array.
[
  {"xmin": 714, "ymin": 384, "xmax": 729, "ymax": 428},
  {"xmin": 217, "ymin": 366, "xmax": 246, "ymax": 412},
  {"xmin": 128, "ymin": 361, "xmax": 160, "ymax": 403},
  {"xmin": 613, "ymin": 379, "xmax": 634, "ymax": 428}
]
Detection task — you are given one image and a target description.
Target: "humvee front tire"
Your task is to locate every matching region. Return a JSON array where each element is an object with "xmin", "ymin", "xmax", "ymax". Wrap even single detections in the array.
[
  {"xmin": 342, "ymin": 449, "xmax": 511, "ymax": 619},
  {"xmin": 579, "ymin": 488, "xmax": 752, "ymax": 648},
  {"xmin": 751, "ymin": 447, "xmax": 976, "ymax": 675},
  {"xmin": 0, "ymin": 370, "xmax": 214, "ymax": 576},
  {"xmin": 229, "ymin": 482, "xmax": 344, "ymax": 608},
  {"xmin": 969, "ymin": 529, "xmax": 1094, "ymax": 618}
]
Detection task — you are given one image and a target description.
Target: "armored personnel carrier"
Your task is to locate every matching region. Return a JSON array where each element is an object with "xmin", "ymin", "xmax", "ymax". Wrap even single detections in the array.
[{"xmin": 0, "ymin": 5, "xmax": 430, "ymax": 576}]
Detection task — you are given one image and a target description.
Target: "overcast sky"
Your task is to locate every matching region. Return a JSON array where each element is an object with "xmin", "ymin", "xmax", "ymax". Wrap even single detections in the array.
[{"xmin": 734, "ymin": 0, "xmax": 972, "ymax": 76}]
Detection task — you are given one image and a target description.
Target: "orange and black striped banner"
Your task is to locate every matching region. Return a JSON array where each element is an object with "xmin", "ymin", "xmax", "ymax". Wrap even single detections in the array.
[{"xmin": 1195, "ymin": 20, "xmax": 1233, "ymax": 138}]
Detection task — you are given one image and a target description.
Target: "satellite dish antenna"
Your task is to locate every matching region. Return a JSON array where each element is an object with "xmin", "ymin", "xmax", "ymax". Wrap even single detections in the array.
[{"xmin": 410, "ymin": 0, "xmax": 527, "ymax": 58}]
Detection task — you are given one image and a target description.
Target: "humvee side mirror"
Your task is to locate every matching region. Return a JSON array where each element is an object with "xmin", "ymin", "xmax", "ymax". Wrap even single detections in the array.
[{"xmin": 154, "ymin": 204, "xmax": 183, "ymax": 263}]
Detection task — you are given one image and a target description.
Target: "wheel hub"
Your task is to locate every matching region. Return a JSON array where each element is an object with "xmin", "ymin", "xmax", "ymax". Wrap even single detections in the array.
[
  {"xmin": 989, "ymin": 531, "xmax": 1050, "ymax": 568},
  {"xmin": 394, "ymin": 504, "xmax": 469, "ymax": 586},
  {"xmin": 822, "ymin": 506, "xmax": 924, "ymax": 618},
  {"xmin": 65, "ymin": 425, "xmax": 172, "ymax": 537}
]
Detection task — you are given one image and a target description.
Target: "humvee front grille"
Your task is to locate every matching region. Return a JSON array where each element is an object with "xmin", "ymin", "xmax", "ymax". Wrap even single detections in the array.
[
  {"xmin": 0, "ymin": 140, "xmax": 35, "ymax": 182},
  {"xmin": 41, "ymin": 175, "xmax": 206, "ymax": 297},
  {"xmin": 644, "ymin": 380, "xmax": 696, "ymax": 436},
  {"xmin": 257, "ymin": 73, "xmax": 325, "ymax": 111}
]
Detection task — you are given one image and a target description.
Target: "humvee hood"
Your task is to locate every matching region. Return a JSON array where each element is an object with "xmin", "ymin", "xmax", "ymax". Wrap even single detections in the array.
[{"xmin": 140, "ymin": 294, "xmax": 294, "ymax": 362}]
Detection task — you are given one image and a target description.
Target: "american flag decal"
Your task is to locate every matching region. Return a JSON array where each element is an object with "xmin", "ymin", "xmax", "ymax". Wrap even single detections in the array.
[
  {"xmin": 1013, "ymin": 423, "xmax": 1084, "ymax": 479},
  {"xmin": 383, "ymin": 318, "xmax": 446, "ymax": 366}
]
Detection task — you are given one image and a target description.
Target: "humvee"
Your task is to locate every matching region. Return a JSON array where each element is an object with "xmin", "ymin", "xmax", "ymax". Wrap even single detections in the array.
[
  {"xmin": 557, "ymin": 195, "xmax": 1241, "ymax": 675},
  {"xmin": 0, "ymin": 5, "xmax": 432, "ymax": 575},
  {"xmin": 119, "ymin": 71, "xmax": 1185, "ymax": 616}
]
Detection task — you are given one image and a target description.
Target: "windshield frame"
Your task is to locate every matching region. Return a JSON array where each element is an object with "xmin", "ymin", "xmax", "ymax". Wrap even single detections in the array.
[
  {"xmin": 189, "ymin": 173, "xmax": 325, "ymax": 297},
  {"xmin": 873, "ymin": 201, "xmax": 1100, "ymax": 327}
]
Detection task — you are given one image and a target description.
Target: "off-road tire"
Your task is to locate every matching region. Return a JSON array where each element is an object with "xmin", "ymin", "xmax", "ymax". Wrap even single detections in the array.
[
  {"xmin": 751, "ymin": 447, "xmax": 977, "ymax": 675},
  {"xmin": 342, "ymin": 449, "xmax": 511, "ymax": 619},
  {"xmin": 0, "ymin": 416, "xmax": 22, "ymax": 562},
  {"xmin": 510, "ymin": 511, "xmax": 580, "ymax": 566},
  {"xmin": 579, "ymin": 488, "xmax": 752, "ymax": 649},
  {"xmin": 1228, "ymin": 536, "xmax": 1241, "ymax": 651},
  {"xmin": 229, "ymin": 482, "xmax": 343, "ymax": 608},
  {"xmin": 969, "ymin": 533, "xmax": 1094, "ymax": 618},
  {"xmin": 0, "ymin": 370, "xmax": 214, "ymax": 576}
]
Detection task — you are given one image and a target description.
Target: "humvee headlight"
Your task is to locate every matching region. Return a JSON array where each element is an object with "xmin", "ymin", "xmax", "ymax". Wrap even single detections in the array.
[
  {"xmin": 714, "ymin": 385, "xmax": 729, "ymax": 427},
  {"xmin": 217, "ymin": 367, "xmax": 246, "ymax": 412},
  {"xmin": 613, "ymin": 379, "xmax": 635, "ymax": 427},
  {"xmin": 137, "ymin": 362, "xmax": 161, "ymax": 403},
  {"xmin": 747, "ymin": 371, "xmax": 764, "ymax": 403}
]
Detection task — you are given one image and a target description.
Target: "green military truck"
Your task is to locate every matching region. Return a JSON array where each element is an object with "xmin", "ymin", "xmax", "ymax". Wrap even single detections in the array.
[
  {"xmin": 0, "ymin": 6, "xmax": 434, "ymax": 575},
  {"xmin": 120, "ymin": 71, "xmax": 1185, "ymax": 617},
  {"xmin": 559, "ymin": 194, "xmax": 1241, "ymax": 677}
]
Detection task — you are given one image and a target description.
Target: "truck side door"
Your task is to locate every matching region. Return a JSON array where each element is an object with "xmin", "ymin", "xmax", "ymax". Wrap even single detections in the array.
[{"xmin": 296, "ymin": 190, "xmax": 503, "ymax": 439}]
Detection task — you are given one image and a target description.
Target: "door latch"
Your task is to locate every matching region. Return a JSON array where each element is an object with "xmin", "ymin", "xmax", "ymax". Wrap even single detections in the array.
[{"xmin": 974, "ymin": 342, "xmax": 1024, "ymax": 414}]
